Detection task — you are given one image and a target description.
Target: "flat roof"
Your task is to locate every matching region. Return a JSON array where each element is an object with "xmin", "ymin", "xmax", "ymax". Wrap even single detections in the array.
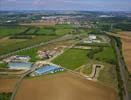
[
  {"xmin": 35, "ymin": 65, "xmax": 59, "ymax": 74},
  {"xmin": 8, "ymin": 62, "xmax": 32, "ymax": 69}
]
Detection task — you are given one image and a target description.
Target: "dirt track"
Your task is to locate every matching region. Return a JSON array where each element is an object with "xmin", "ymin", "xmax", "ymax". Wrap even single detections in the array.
[
  {"xmin": 119, "ymin": 32, "xmax": 131, "ymax": 72},
  {"xmin": 15, "ymin": 72, "xmax": 116, "ymax": 100}
]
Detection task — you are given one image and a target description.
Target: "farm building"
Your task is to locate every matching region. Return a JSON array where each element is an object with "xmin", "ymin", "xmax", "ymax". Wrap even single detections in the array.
[
  {"xmin": 15, "ymin": 55, "xmax": 31, "ymax": 62},
  {"xmin": 3, "ymin": 55, "xmax": 31, "ymax": 63},
  {"xmin": 88, "ymin": 35, "xmax": 96, "ymax": 40},
  {"xmin": 35, "ymin": 65, "xmax": 64, "ymax": 75},
  {"xmin": 8, "ymin": 62, "xmax": 32, "ymax": 70}
]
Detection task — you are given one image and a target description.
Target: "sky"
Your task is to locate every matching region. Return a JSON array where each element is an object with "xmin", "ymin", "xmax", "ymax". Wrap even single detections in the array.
[{"xmin": 0, "ymin": 0, "xmax": 131, "ymax": 11}]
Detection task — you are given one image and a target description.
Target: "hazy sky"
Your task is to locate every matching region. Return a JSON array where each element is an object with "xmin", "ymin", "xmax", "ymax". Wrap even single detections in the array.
[{"xmin": 0, "ymin": 0, "xmax": 131, "ymax": 11}]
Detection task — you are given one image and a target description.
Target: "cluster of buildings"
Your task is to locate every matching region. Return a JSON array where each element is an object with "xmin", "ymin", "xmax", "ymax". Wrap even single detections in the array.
[
  {"xmin": 3, "ymin": 55, "xmax": 32, "ymax": 70},
  {"xmin": 74, "ymin": 46, "xmax": 92, "ymax": 50},
  {"xmin": 37, "ymin": 47, "xmax": 64, "ymax": 59},
  {"xmin": 40, "ymin": 16, "xmax": 80, "ymax": 25},
  {"xmin": 8, "ymin": 62, "xmax": 32, "ymax": 70},
  {"xmin": 3, "ymin": 55, "xmax": 31, "ymax": 63},
  {"xmin": 38, "ymin": 50, "xmax": 58, "ymax": 59},
  {"xmin": 83, "ymin": 34, "xmax": 101, "ymax": 44},
  {"xmin": 28, "ymin": 15, "xmax": 93, "ymax": 28},
  {"xmin": 82, "ymin": 34, "xmax": 110, "ymax": 45}
]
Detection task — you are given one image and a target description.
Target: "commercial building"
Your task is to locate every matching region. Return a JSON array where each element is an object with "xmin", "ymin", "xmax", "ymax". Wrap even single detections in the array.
[
  {"xmin": 34, "ymin": 65, "xmax": 64, "ymax": 76},
  {"xmin": 8, "ymin": 62, "xmax": 32, "ymax": 70}
]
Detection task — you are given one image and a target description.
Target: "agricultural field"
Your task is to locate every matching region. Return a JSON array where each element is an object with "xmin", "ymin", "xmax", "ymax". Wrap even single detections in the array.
[
  {"xmin": 94, "ymin": 47, "xmax": 116, "ymax": 64},
  {"xmin": 0, "ymin": 78, "xmax": 17, "ymax": 93},
  {"xmin": 75, "ymin": 59, "xmax": 117, "ymax": 88},
  {"xmin": 118, "ymin": 31, "xmax": 131, "ymax": 73},
  {"xmin": 52, "ymin": 48, "xmax": 89, "ymax": 70},
  {"xmin": 55, "ymin": 29, "xmax": 73, "ymax": 35},
  {"xmin": 55, "ymin": 24, "xmax": 75, "ymax": 29},
  {"xmin": 0, "ymin": 35, "xmax": 57, "ymax": 56},
  {"xmin": 0, "ymin": 24, "xmax": 76, "ymax": 56},
  {"xmin": 81, "ymin": 65, "xmax": 93, "ymax": 75},
  {"xmin": 17, "ymin": 48, "xmax": 39, "ymax": 62},
  {"xmin": 0, "ymin": 26, "xmax": 27, "ymax": 37},
  {"xmin": 37, "ymin": 28, "xmax": 55, "ymax": 35},
  {"xmin": 92, "ymin": 60, "xmax": 117, "ymax": 88},
  {"xmin": 15, "ymin": 72, "xmax": 117, "ymax": 100},
  {"xmin": 24, "ymin": 28, "xmax": 37, "ymax": 35},
  {"xmin": 0, "ymin": 62, "xmax": 7, "ymax": 68}
]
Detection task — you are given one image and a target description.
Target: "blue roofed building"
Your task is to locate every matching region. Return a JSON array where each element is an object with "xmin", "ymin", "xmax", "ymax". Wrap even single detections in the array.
[
  {"xmin": 35, "ymin": 65, "xmax": 64, "ymax": 75},
  {"xmin": 8, "ymin": 62, "xmax": 32, "ymax": 70}
]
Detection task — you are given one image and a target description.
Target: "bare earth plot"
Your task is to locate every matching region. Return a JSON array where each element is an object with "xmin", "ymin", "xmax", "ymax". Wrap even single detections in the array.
[
  {"xmin": 119, "ymin": 31, "xmax": 131, "ymax": 72},
  {"xmin": 0, "ymin": 78, "xmax": 17, "ymax": 92},
  {"xmin": 15, "ymin": 72, "xmax": 116, "ymax": 100}
]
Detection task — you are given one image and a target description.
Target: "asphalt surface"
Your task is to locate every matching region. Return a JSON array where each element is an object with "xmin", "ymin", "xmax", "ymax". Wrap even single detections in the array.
[{"xmin": 112, "ymin": 38, "xmax": 129, "ymax": 100}]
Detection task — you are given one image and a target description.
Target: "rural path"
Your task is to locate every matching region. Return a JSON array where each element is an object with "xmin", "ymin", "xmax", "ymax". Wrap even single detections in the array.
[{"xmin": 10, "ymin": 65, "xmax": 38, "ymax": 100}]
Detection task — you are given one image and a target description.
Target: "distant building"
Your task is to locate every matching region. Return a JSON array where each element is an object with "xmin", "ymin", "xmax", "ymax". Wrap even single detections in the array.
[
  {"xmin": 8, "ymin": 62, "xmax": 32, "ymax": 70},
  {"xmin": 15, "ymin": 55, "xmax": 31, "ymax": 62},
  {"xmin": 3, "ymin": 55, "xmax": 31, "ymax": 63},
  {"xmin": 88, "ymin": 35, "xmax": 96, "ymax": 40},
  {"xmin": 93, "ymin": 40, "xmax": 101, "ymax": 43}
]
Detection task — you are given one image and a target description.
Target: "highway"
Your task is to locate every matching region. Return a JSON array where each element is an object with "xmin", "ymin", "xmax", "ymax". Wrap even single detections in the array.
[{"xmin": 111, "ymin": 37, "xmax": 129, "ymax": 100}]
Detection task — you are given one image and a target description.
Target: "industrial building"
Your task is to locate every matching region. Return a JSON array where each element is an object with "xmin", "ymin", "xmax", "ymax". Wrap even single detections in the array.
[
  {"xmin": 34, "ymin": 65, "xmax": 64, "ymax": 76},
  {"xmin": 8, "ymin": 62, "xmax": 32, "ymax": 70}
]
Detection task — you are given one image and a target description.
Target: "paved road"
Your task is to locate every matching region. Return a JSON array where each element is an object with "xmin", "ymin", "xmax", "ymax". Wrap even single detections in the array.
[
  {"xmin": 112, "ymin": 37, "xmax": 129, "ymax": 100},
  {"xmin": 0, "ymin": 34, "xmax": 75, "ymax": 59},
  {"xmin": 10, "ymin": 65, "xmax": 37, "ymax": 100}
]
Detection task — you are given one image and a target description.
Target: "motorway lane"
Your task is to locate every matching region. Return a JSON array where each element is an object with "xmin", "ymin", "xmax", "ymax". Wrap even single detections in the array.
[{"xmin": 112, "ymin": 38, "xmax": 129, "ymax": 100}]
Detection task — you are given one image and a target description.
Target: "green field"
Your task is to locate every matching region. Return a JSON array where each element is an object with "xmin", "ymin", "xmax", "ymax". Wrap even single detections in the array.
[
  {"xmin": 0, "ymin": 26, "xmax": 27, "ymax": 37},
  {"xmin": 55, "ymin": 24, "xmax": 75, "ymax": 29},
  {"xmin": 82, "ymin": 65, "xmax": 93, "ymax": 75},
  {"xmin": 52, "ymin": 48, "xmax": 89, "ymax": 70},
  {"xmin": 97, "ymin": 62, "xmax": 117, "ymax": 88},
  {"xmin": 25, "ymin": 28, "xmax": 37, "ymax": 34},
  {"xmin": 0, "ymin": 62, "xmax": 7, "ymax": 68},
  {"xmin": 0, "ymin": 24, "xmax": 76, "ymax": 56},
  {"xmin": 36, "ymin": 28, "xmax": 55, "ymax": 35},
  {"xmin": 55, "ymin": 29, "xmax": 73, "ymax": 35},
  {"xmin": 17, "ymin": 48, "xmax": 38, "ymax": 62},
  {"xmin": 94, "ymin": 47, "xmax": 116, "ymax": 64},
  {"xmin": 0, "ymin": 35, "xmax": 58, "ymax": 56}
]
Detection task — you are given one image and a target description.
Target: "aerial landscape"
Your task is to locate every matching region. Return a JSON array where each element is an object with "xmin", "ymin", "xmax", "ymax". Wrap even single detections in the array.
[{"xmin": 0, "ymin": 0, "xmax": 131, "ymax": 100}]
